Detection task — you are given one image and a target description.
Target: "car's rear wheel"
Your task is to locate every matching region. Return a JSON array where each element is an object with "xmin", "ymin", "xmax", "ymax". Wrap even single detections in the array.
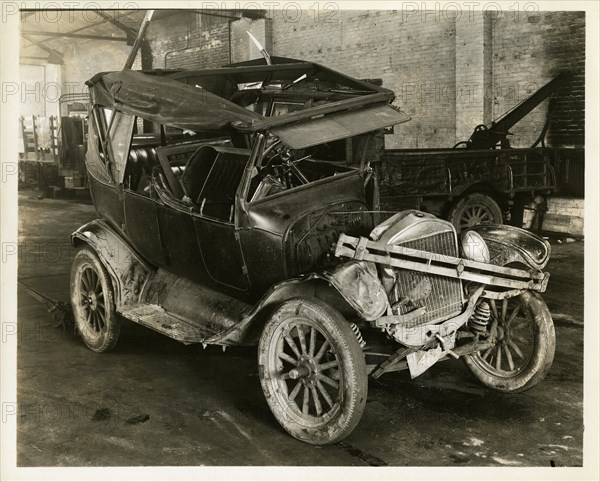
[
  {"xmin": 463, "ymin": 291, "xmax": 555, "ymax": 393},
  {"xmin": 70, "ymin": 246, "xmax": 120, "ymax": 352},
  {"xmin": 449, "ymin": 193, "xmax": 503, "ymax": 232},
  {"xmin": 258, "ymin": 297, "xmax": 367, "ymax": 445}
]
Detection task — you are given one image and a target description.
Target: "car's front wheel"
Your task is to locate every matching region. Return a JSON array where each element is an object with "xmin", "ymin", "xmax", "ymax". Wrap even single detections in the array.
[
  {"xmin": 70, "ymin": 246, "xmax": 120, "ymax": 352},
  {"xmin": 463, "ymin": 291, "xmax": 555, "ymax": 393},
  {"xmin": 258, "ymin": 297, "xmax": 367, "ymax": 445}
]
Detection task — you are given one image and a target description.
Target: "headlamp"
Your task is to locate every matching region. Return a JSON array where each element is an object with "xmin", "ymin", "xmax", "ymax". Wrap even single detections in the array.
[{"xmin": 461, "ymin": 230, "xmax": 491, "ymax": 263}]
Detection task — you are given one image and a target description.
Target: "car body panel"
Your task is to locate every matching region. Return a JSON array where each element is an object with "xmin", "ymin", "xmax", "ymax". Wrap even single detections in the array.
[
  {"xmin": 270, "ymin": 103, "xmax": 409, "ymax": 149},
  {"xmin": 123, "ymin": 190, "xmax": 166, "ymax": 266},
  {"xmin": 468, "ymin": 224, "xmax": 551, "ymax": 270},
  {"xmin": 72, "ymin": 218, "xmax": 388, "ymax": 346},
  {"xmin": 88, "ymin": 174, "xmax": 125, "ymax": 232},
  {"xmin": 71, "ymin": 219, "xmax": 152, "ymax": 309}
]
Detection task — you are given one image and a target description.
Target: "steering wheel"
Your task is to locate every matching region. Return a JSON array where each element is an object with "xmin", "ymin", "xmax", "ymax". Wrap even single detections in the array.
[{"xmin": 257, "ymin": 140, "xmax": 310, "ymax": 187}]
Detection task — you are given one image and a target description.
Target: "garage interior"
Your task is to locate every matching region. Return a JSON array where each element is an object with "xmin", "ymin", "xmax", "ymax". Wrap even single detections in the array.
[{"xmin": 9, "ymin": 6, "xmax": 590, "ymax": 470}]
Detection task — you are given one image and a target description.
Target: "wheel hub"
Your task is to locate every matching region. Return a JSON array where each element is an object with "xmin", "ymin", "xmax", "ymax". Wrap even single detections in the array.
[
  {"xmin": 496, "ymin": 324, "xmax": 506, "ymax": 341},
  {"xmin": 87, "ymin": 291, "xmax": 98, "ymax": 310},
  {"xmin": 496, "ymin": 323, "xmax": 517, "ymax": 347},
  {"xmin": 288, "ymin": 355, "xmax": 318, "ymax": 385}
]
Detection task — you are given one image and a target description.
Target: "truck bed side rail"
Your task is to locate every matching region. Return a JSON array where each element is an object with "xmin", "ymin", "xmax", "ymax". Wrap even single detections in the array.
[{"xmin": 379, "ymin": 147, "xmax": 558, "ymax": 199}]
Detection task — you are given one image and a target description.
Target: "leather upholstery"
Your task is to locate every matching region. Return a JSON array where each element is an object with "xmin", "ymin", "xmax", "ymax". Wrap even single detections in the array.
[{"xmin": 124, "ymin": 146, "xmax": 159, "ymax": 191}]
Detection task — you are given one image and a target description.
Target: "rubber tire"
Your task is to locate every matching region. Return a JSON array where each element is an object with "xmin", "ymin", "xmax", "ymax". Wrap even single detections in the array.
[
  {"xmin": 70, "ymin": 246, "xmax": 120, "ymax": 353},
  {"xmin": 463, "ymin": 291, "xmax": 555, "ymax": 393},
  {"xmin": 448, "ymin": 193, "xmax": 503, "ymax": 232},
  {"xmin": 258, "ymin": 297, "xmax": 368, "ymax": 445}
]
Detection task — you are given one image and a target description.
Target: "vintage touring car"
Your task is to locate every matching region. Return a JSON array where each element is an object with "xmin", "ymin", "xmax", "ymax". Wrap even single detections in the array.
[{"xmin": 71, "ymin": 57, "xmax": 555, "ymax": 445}]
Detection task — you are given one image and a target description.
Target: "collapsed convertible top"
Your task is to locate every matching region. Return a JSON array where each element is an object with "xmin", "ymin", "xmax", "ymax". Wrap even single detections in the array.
[{"xmin": 86, "ymin": 56, "xmax": 409, "ymax": 143}]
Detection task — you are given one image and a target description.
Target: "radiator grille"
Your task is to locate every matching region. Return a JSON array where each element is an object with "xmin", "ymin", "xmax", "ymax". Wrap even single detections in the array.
[{"xmin": 394, "ymin": 231, "xmax": 464, "ymax": 327}]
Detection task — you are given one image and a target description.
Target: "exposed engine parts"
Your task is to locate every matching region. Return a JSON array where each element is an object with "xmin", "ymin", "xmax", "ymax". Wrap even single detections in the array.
[{"xmin": 468, "ymin": 301, "xmax": 491, "ymax": 335}]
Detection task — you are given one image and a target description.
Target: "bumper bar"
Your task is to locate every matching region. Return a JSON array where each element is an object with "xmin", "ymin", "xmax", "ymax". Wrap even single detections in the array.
[{"xmin": 335, "ymin": 234, "xmax": 549, "ymax": 292}]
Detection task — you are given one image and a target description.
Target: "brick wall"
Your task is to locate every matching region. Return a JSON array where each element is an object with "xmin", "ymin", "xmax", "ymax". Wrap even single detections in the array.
[
  {"xmin": 272, "ymin": 10, "xmax": 458, "ymax": 149},
  {"xmin": 455, "ymin": 11, "xmax": 493, "ymax": 143},
  {"xmin": 270, "ymin": 9, "xmax": 585, "ymax": 149},
  {"xmin": 542, "ymin": 197, "xmax": 584, "ymax": 235},
  {"xmin": 61, "ymin": 39, "xmax": 138, "ymax": 97},
  {"xmin": 35, "ymin": 9, "xmax": 584, "ymax": 150},
  {"xmin": 491, "ymin": 11, "xmax": 585, "ymax": 148},
  {"xmin": 138, "ymin": 9, "xmax": 585, "ymax": 150},
  {"xmin": 147, "ymin": 11, "xmax": 231, "ymax": 70}
]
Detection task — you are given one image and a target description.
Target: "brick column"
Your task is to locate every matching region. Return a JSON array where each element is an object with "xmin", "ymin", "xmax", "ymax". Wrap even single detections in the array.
[{"xmin": 455, "ymin": 11, "xmax": 493, "ymax": 144}]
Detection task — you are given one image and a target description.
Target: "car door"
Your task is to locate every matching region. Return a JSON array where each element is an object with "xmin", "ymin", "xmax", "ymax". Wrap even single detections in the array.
[
  {"xmin": 155, "ymin": 145, "xmax": 250, "ymax": 291},
  {"xmin": 191, "ymin": 148, "xmax": 250, "ymax": 291},
  {"xmin": 121, "ymin": 143, "xmax": 166, "ymax": 267}
]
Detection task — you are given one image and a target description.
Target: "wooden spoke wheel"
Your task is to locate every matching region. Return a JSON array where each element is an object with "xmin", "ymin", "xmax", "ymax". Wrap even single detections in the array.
[
  {"xmin": 70, "ymin": 246, "xmax": 120, "ymax": 352},
  {"xmin": 464, "ymin": 292, "xmax": 555, "ymax": 393},
  {"xmin": 258, "ymin": 298, "xmax": 367, "ymax": 445},
  {"xmin": 449, "ymin": 193, "xmax": 503, "ymax": 232}
]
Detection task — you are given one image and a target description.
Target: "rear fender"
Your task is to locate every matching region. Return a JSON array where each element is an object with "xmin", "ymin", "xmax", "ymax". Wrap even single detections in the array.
[{"xmin": 71, "ymin": 220, "xmax": 153, "ymax": 309}]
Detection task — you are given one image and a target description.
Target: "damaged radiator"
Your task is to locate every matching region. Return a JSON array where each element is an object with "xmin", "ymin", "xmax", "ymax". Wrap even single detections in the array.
[{"xmin": 392, "ymin": 231, "xmax": 463, "ymax": 326}]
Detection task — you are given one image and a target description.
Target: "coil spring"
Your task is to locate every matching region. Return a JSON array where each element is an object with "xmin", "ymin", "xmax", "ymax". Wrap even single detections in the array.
[
  {"xmin": 349, "ymin": 322, "xmax": 366, "ymax": 348},
  {"xmin": 468, "ymin": 301, "xmax": 491, "ymax": 334}
]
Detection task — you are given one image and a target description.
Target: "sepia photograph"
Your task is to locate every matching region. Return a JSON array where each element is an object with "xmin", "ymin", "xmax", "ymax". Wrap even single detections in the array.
[{"xmin": 1, "ymin": 1, "xmax": 598, "ymax": 480}]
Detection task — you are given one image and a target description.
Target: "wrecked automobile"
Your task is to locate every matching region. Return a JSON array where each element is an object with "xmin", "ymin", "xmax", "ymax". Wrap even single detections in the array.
[{"xmin": 71, "ymin": 57, "xmax": 555, "ymax": 445}]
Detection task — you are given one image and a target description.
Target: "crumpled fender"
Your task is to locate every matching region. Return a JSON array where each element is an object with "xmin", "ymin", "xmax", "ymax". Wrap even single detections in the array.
[
  {"xmin": 216, "ymin": 260, "xmax": 388, "ymax": 345},
  {"xmin": 250, "ymin": 261, "xmax": 387, "ymax": 325},
  {"xmin": 71, "ymin": 220, "xmax": 153, "ymax": 308},
  {"xmin": 467, "ymin": 224, "xmax": 551, "ymax": 270},
  {"xmin": 319, "ymin": 260, "xmax": 388, "ymax": 320}
]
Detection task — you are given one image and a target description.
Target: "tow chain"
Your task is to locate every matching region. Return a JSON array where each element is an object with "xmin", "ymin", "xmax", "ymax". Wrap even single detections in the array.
[{"xmin": 18, "ymin": 280, "xmax": 75, "ymax": 333}]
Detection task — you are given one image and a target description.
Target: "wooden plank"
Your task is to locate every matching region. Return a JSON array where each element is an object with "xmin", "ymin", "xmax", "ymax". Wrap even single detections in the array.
[
  {"xmin": 337, "ymin": 245, "xmax": 536, "ymax": 290},
  {"xmin": 335, "ymin": 234, "xmax": 547, "ymax": 291},
  {"xmin": 337, "ymin": 234, "xmax": 544, "ymax": 280}
]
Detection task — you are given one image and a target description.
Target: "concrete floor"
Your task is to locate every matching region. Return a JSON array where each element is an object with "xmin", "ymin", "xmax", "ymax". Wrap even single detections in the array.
[{"xmin": 14, "ymin": 191, "xmax": 584, "ymax": 467}]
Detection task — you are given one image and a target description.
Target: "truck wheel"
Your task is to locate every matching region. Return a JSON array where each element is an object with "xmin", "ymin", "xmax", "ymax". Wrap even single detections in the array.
[
  {"xmin": 449, "ymin": 193, "xmax": 503, "ymax": 232},
  {"xmin": 70, "ymin": 246, "xmax": 120, "ymax": 353},
  {"xmin": 463, "ymin": 291, "xmax": 555, "ymax": 393},
  {"xmin": 258, "ymin": 298, "xmax": 367, "ymax": 445}
]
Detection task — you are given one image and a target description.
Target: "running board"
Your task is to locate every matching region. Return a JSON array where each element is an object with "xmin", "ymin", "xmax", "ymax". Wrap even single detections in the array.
[
  {"xmin": 119, "ymin": 304, "xmax": 217, "ymax": 344},
  {"xmin": 335, "ymin": 234, "xmax": 549, "ymax": 292}
]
